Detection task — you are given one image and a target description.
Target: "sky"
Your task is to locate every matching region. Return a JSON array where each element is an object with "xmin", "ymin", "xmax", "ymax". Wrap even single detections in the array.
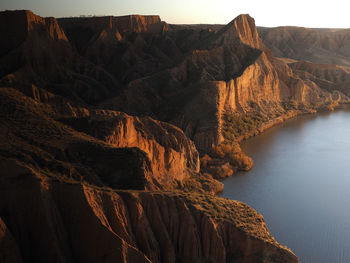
[{"xmin": 1, "ymin": 0, "xmax": 350, "ymax": 28}]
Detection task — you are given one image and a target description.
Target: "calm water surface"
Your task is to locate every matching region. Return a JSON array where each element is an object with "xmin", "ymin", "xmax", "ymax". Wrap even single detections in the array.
[{"xmin": 222, "ymin": 109, "xmax": 350, "ymax": 263}]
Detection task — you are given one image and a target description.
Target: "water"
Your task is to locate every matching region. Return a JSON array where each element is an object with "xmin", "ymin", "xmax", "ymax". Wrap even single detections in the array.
[{"xmin": 222, "ymin": 109, "xmax": 350, "ymax": 263}]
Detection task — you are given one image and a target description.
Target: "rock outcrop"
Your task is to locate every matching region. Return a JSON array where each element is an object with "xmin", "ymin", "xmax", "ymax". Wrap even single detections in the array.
[
  {"xmin": 0, "ymin": 87, "xmax": 217, "ymax": 192},
  {"xmin": 0, "ymin": 10, "xmax": 68, "ymax": 56},
  {"xmin": 0, "ymin": 86, "xmax": 297, "ymax": 262},
  {"xmin": 59, "ymin": 108, "xmax": 200, "ymax": 190},
  {"xmin": 0, "ymin": 158, "xmax": 298, "ymax": 263}
]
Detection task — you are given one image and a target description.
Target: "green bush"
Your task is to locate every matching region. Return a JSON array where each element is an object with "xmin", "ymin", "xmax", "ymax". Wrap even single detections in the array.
[{"xmin": 222, "ymin": 113, "xmax": 263, "ymax": 141}]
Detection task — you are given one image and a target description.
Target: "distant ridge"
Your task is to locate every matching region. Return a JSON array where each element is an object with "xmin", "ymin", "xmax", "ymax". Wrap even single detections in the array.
[{"xmin": 258, "ymin": 26, "xmax": 350, "ymax": 67}]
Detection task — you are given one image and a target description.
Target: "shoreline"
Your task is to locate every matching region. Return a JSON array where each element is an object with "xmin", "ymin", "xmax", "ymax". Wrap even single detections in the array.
[{"xmin": 235, "ymin": 102, "xmax": 350, "ymax": 145}]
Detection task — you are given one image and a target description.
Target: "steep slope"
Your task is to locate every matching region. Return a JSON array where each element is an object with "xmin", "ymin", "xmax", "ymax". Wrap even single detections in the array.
[
  {"xmin": 0, "ymin": 159, "xmax": 298, "ymax": 263},
  {"xmin": 0, "ymin": 87, "xmax": 220, "ymax": 192},
  {"xmin": 0, "ymin": 10, "xmax": 121, "ymax": 105},
  {"xmin": 0, "ymin": 86, "xmax": 297, "ymax": 262},
  {"xmin": 288, "ymin": 60, "xmax": 350, "ymax": 97},
  {"xmin": 3, "ymin": 10, "xmax": 348, "ymax": 262},
  {"xmin": 0, "ymin": 10, "xmax": 68, "ymax": 56},
  {"xmin": 103, "ymin": 15, "xmax": 340, "ymax": 154},
  {"xmin": 58, "ymin": 15, "xmax": 173, "ymax": 86},
  {"xmin": 58, "ymin": 109, "xmax": 202, "ymax": 191},
  {"xmin": 258, "ymin": 26, "xmax": 350, "ymax": 67}
]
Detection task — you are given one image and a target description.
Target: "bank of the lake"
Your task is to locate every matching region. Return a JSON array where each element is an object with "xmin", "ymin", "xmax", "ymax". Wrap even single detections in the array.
[{"xmin": 223, "ymin": 108, "xmax": 350, "ymax": 263}]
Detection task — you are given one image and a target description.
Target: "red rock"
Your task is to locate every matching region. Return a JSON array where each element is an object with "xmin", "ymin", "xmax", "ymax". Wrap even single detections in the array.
[{"xmin": 0, "ymin": 158, "xmax": 298, "ymax": 263}]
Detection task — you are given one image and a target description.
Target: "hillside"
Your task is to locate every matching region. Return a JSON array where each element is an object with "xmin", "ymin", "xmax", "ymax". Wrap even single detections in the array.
[
  {"xmin": 258, "ymin": 26, "xmax": 350, "ymax": 67},
  {"xmin": 258, "ymin": 26, "xmax": 350, "ymax": 100},
  {"xmin": 2, "ymin": 9, "xmax": 349, "ymax": 262}
]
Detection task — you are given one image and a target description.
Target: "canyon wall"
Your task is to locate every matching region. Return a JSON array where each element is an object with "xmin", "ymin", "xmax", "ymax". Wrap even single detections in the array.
[{"xmin": 4, "ymin": 9, "xmax": 350, "ymax": 262}]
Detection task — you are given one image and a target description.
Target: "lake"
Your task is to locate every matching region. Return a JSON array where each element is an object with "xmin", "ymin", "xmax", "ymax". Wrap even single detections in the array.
[{"xmin": 222, "ymin": 108, "xmax": 350, "ymax": 263}]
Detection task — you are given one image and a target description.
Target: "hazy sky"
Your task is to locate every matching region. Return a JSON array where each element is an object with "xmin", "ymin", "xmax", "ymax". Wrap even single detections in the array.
[{"xmin": 1, "ymin": 0, "xmax": 350, "ymax": 28}]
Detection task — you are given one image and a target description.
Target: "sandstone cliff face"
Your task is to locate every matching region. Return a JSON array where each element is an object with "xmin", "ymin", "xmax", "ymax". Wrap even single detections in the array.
[
  {"xmin": 0, "ymin": 87, "xmax": 214, "ymax": 192},
  {"xmin": 209, "ymin": 16, "xmax": 337, "ymax": 110},
  {"xmin": 0, "ymin": 10, "xmax": 71, "ymax": 82},
  {"xmin": 0, "ymin": 158, "xmax": 298, "ymax": 263},
  {"xmin": 114, "ymin": 15, "xmax": 167, "ymax": 34},
  {"xmin": 0, "ymin": 85, "xmax": 298, "ymax": 262},
  {"xmin": 213, "ymin": 14, "xmax": 262, "ymax": 49},
  {"xmin": 0, "ymin": 10, "xmax": 68, "ymax": 54},
  {"xmin": 0, "ymin": 87, "xmax": 157, "ymax": 190},
  {"xmin": 0, "ymin": 10, "xmax": 68, "ymax": 57},
  {"xmin": 177, "ymin": 16, "xmax": 340, "ymax": 152},
  {"xmin": 60, "ymin": 108, "xmax": 200, "ymax": 190}
]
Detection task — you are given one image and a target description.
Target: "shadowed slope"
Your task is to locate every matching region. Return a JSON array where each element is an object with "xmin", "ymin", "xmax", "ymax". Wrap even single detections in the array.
[{"xmin": 0, "ymin": 158, "xmax": 298, "ymax": 263}]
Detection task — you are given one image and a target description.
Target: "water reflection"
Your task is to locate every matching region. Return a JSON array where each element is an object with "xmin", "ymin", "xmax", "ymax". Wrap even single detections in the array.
[{"xmin": 222, "ymin": 108, "xmax": 350, "ymax": 263}]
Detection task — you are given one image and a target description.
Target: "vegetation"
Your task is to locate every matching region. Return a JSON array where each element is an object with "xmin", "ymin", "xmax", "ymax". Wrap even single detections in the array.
[
  {"xmin": 208, "ymin": 143, "xmax": 253, "ymax": 171},
  {"xmin": 324, "ymin": 100, "xmax": 339, "ymax": 111},
  {"xmin": 282, "ymin": 100, "xmax": 299, "ymax": 110},
  {"xmin": 222, "ymin": 113, "xmax": 263, "ymax": 142}
]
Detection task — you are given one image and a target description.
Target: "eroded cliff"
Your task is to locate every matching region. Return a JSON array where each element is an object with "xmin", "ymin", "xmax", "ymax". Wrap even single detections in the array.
[
  {"xmin": 0, "ymin": 85, "xmax": 298, "ymax": 262},
  {"xmin": 3, "ymin": 9, "xmax": 346, "ymax": 262},
  {"xmin": 0, "ymin": 87, "xmax": 222, "ymax": 193},
  {"xmin": 0, "ymin": 158, "xmax": 298, "ymax": 263},
  {"xmin": 258, "ymin": 26, "xmax": 350, "ymax": 67}
]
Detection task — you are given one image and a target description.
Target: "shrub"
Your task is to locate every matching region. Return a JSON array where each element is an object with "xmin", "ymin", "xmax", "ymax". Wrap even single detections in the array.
[
  {"xmin": 282, "ymin": 100, "xmax": 299, "ymax": 110},
  {"xmin": 209, "ymin": 143, "xmax": 253, "ymax": 171},
  {"xmin": 222, "ymin": 113, "xmax": 263, "ymax": 141}
]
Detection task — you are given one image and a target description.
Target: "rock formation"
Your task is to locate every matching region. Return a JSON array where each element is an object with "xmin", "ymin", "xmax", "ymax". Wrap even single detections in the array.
[
  {"xmin": 59, "ymin": 108, "xmax": 201, "ymax": 190},
  {"xmin": 0, "ymin": 158, "xmax": 298, "ymax": 262},
  {"xmin": 0, "ymin": 86, "xmax": 221, "ymax": 192},
  {"xmin": 4, "ymin": 8, "xmax": 350, "ymax": 262},
  {"xmin": 287, "ymin": 60, "xmax": 350, "ymax": 97},
  {"xmin": 0, "ymin": 84, "xmax": 295, "ymax": 262},
  {"xmin": 258, "ymin": 26, "xmax": 350, "ymax": 67}
]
